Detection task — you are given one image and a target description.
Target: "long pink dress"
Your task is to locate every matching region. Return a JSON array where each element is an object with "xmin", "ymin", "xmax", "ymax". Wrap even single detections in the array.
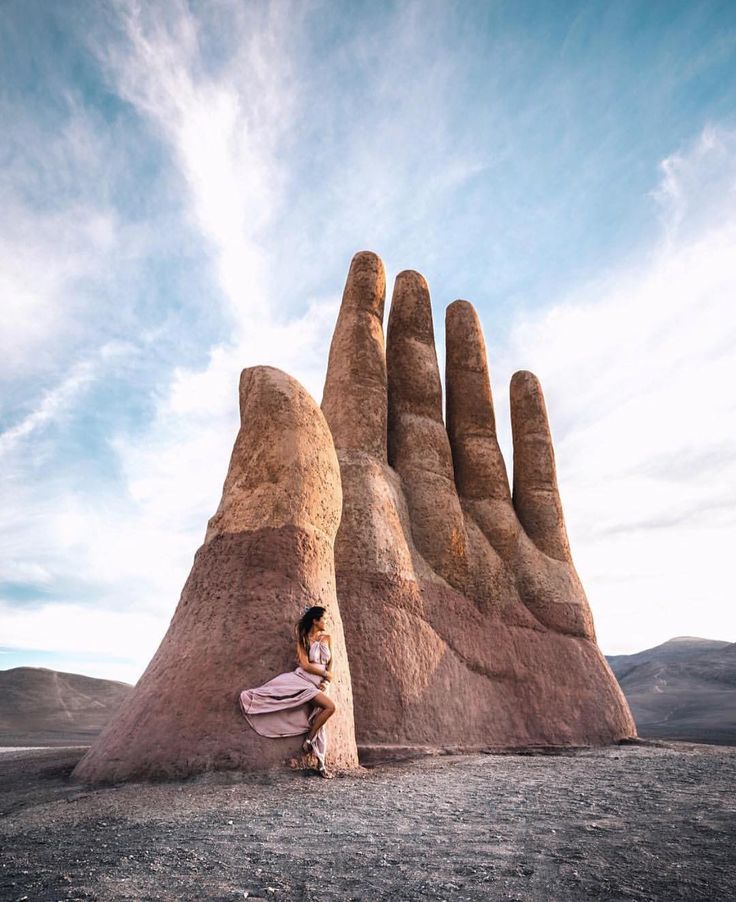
[{"xmin": 239, "ymin": 639, "xmax": 331, "ymax": 768}]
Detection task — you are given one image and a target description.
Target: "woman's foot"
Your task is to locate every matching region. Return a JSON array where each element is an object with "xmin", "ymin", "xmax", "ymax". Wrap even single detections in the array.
[{"xmin": 317, "ymin": 762, "xmax": 333, "ymax": 779}]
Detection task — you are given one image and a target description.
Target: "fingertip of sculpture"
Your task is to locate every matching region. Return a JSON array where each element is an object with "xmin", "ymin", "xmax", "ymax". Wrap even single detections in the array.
[
  {"xmin": 238, "ymin": 365, "xmax": 278, "ymax": 422},
  {"xmin": 343, "ymin": 251, "xmax": 386, "ymax": 316},
  {"xmin": 445, "ymin": 301, "xmax": 487, "ymax": 369},
  {"xmin": 510, "ymin": 369, "xmax": 541, "ymax": 394},
  {"xmin": 445, "ymin": 298, "xmax": 476, "ymax": 318},
  {"xmin": 350, "ymin": 249, "xmax": 383, "ymax": 268},
  {"xmin": 394, "ymin": 269, "xmax": 430, "ymax": 295},
  {"xmin": 389, "ymin": 271, "xmax": 434, "ymax": 343},
  {"xmin": 510, "ymin": 370, "xmax": 551, "ymax": 437}
]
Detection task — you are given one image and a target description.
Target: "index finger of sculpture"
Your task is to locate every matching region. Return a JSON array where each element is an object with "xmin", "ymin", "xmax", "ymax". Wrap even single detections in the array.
[
  {"xmin": 510, "ymin": 370, "xmax": 572, "ymax": 562},
  {"xmin": 386, "ymin": 270, "xmax": 468, "ymax": 591},
  {"xmin": 321, "ymin": 251, "xmax": 387, "ymax": 460}
]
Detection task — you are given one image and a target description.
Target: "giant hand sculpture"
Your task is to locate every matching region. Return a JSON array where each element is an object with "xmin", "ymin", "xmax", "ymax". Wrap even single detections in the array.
[
  {"xmin": 74, "ymin": 251, "xmax": 634, "ymax": 785},
  {"xmin": 322, "ymin": 252, "xmax": 635, "ymax": 751}
]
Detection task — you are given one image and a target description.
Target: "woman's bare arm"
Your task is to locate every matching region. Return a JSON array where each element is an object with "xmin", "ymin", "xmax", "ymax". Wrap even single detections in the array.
[
  {"xmin": 296, "ymin": 641, "xmax": 329, "ymax": 677},
  {"xmin": 321, "ymin": 634, "xmax": 333, "ymax": 681}
]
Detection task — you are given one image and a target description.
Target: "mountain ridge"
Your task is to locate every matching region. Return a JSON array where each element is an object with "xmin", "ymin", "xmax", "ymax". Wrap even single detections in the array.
[
  {"xmin": 0, "ymin": 666, "xmax": 133, "ymax": 746},
  {"xmin": 606, "ymin": 636, "xmax": 736, "ymax": 745},
  {"xmin": 2, "ymin": 635, "xmax": 735, "ymax": 746}
]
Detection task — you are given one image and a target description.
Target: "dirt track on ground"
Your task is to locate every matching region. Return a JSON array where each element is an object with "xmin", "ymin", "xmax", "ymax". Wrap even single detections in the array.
[{"xmin": 1, "ymin": 742, "xmax": 735, "ymax": 901}]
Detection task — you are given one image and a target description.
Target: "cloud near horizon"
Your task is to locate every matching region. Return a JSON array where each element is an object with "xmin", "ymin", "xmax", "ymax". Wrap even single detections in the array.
[
  {"xmin": 1, "ymin": 1, "xmax": 735, "ymax": 681},
  {"xmin": 491, "ymin": 126, "xmax": 736, "ymax": 655}
]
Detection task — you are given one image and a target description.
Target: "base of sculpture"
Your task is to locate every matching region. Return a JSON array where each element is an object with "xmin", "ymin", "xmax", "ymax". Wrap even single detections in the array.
[
  {"xmin": 339, "ymin": 573, "xmax": 635, "ymax": 750},
  {"xmin": 73, "ymin": 527, "xmax": 359, "ymax": 784}
]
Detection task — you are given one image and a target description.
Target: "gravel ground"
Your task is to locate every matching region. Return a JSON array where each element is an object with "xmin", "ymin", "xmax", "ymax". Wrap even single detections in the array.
[{"xmin": 1, "ymin": 742, "xmax": 735, "ymax": 901}]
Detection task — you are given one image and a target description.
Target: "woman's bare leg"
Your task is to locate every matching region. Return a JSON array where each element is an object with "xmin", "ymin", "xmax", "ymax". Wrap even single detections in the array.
[{"xmin": 306, "ymin": 691, "xmax": 336, "ymax": 741}]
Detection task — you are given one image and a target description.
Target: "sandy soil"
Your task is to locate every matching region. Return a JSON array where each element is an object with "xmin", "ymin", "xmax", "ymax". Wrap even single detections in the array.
[{"xmin": 1, "ymin": 742, "xmax": 734, "ymax": 901}]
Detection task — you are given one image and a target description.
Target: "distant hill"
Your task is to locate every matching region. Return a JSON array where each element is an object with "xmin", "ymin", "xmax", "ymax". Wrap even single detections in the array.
[
  {"xmin": 0, "ymin": 667, "xmax": 133, "ymax": 747},
  {"xmin": 607, "ymin": 637, "xmax": 736, "ymax": 745},
  {"xmin": 3, "ymin": 640, "xmax": 735, "ymax": 748}
]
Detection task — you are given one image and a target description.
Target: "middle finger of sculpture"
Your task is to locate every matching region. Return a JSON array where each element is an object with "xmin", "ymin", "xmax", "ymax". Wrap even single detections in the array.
[{"xmin": 322, "ymin": 252, "xmax": 635, "ymax": 752}]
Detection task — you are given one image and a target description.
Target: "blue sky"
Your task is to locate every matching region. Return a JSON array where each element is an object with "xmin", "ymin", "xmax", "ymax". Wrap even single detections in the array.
[{"xmin": 2, "ymin": 0, "xmax": 736, "ymax": 682}]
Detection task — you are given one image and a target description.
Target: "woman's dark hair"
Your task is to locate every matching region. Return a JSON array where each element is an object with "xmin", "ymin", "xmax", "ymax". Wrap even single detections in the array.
[{"xmin": 298, "ymin": 606, "xmax": 326, "ymax": 651}]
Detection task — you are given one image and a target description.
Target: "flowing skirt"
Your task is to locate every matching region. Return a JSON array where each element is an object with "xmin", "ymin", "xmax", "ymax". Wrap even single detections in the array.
[{"xmin": 239, "ymin": 666, "xmax": 328, "ymax": 767}]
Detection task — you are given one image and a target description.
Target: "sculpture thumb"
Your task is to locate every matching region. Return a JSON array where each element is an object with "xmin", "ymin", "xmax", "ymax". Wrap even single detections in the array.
[{"xmin": 73, "ymin": 366, "xmax": 358, "ymax": 783}]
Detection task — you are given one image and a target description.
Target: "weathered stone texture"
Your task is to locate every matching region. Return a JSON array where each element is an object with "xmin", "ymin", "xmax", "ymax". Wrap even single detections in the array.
[
  {"xmin": 322, "ymin": 251, "xmax": 636, "ymax": 750},
  {"xmin": 73, "ymin": 367, "xmax": 358, "ymax": 783},
  {"xmin": 75, "ymin": 248, "xmax": 635, "ymax": 783}
]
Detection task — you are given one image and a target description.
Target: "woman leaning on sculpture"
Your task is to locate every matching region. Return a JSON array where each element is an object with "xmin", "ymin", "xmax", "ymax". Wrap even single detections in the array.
[{"xmin": 239, "ymin": 605, "xmax": 337, "ymax": 778}]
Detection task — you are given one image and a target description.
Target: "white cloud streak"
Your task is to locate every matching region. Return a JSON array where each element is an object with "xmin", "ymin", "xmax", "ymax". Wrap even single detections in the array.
[
  {"xmin": 3, "ymin": 2, "xmax": 735, "ymax": 681},
  {"xmin": 99, "ymin": 0, "xmax": 298, "ymax": 326},
  {"xmin": 490, "ymin": 126, "xmax": 736, "ymax": 652},
  {"xmin": 0, "ymin": 361, "xmax": 96, "ymax": 455},
  {"xmin": 0, "ymin": 196, "xmax": 119, "ymax": 382},
  {"xmin": 2, "ymin": 3, "xmax": 335, "ymax": 683},
  {"xmin": 0, "ymin": 601, "xmax": 161, "ymax": 680}
]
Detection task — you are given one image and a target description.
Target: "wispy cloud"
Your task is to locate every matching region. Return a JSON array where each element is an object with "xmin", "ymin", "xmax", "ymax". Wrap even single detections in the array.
[
  {"xmin": 490, "ymin": 126, "xmax": 736, "ymax": 652},
  {"xmin": 0, "ymin": 359, "xmax": 97, "ymax": 454},
  {"xmin": 96, "ymin": 0, "xmax": 300, "ymax": 326},
  {"xmin": 653, "ymin": 124, "xmax": 736, "ymax": 245},
  {"xmin": 2, "ymin": 1, "xmax": 735, "ymax": 680},
  {"xmin": 1, "ymin": 2, "xmax": 335, "ymax": 678},
  {"xmin": 0, "ymin": 602, "xmax": 163, "ymax": 682},
  {"xmin": 0, "ymin": 191, "xmax": 119, "ymax": 387}
]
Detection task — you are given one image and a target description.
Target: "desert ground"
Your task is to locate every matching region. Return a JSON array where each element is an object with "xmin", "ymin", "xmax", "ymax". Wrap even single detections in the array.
[{"xmin": 1, "ymin": 741, "xmax": 735, "ymax": 902}]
